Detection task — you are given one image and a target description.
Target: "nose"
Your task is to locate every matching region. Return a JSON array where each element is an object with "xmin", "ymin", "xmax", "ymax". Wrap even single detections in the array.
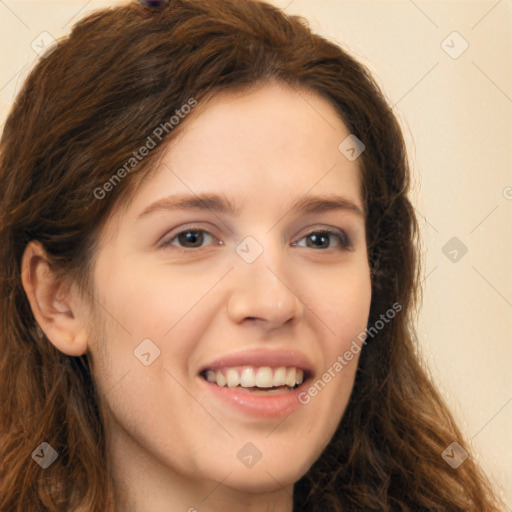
[{"xmin": 226, "ymin": 240, "xmax": 304, "ymax": 331}]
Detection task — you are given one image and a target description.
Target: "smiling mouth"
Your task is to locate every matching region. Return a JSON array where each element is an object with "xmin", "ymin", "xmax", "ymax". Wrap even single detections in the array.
[{"xmin": 199, "ymin": 365, "xmax": 308, "ymax": 393}]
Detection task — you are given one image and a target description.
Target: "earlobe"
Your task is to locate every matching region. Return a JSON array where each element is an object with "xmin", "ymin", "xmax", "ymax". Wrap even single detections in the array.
[{"xmin": 21, "ymin": 241, "xmax": 89, "ymax": 356}]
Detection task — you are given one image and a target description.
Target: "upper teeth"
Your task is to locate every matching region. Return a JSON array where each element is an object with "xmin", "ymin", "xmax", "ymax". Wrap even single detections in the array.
[{"xmin": 204, "ymin": 366, "xmax": 304, "ymax": 389}]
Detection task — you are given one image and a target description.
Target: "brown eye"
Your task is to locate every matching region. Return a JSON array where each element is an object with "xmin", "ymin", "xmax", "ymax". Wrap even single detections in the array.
[
  {"xmin": 293, "ymin": 229, "xmax": 351, "ymax": 250},
  {"xmin": 161, "ymin": 229, "xmax": 216, "ymax": 249}
]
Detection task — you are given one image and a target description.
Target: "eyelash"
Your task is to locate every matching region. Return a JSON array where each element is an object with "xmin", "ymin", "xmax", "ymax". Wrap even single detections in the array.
[{"xmin": 160, "ymin": 226, "xmax": 352, "ymax": 251}]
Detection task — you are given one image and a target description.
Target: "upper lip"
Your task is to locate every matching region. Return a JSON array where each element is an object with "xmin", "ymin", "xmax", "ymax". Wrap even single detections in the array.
[{"xmin": 199, "ymin": 348, "xmax": 314, "ymax": 377}]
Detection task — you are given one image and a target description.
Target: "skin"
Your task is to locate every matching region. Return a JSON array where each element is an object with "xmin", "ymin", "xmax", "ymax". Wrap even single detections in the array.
[{"xmin": 22, "ymin": 82, "xmax": 372, "ymax": 512}]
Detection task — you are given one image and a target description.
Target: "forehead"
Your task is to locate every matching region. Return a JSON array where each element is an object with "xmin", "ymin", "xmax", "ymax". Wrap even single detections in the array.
[
  {"xmin": 175, "ymin": 82, "xmax": 351, "ymax": 157},
  {"xmin": 102, "ymin": 82, "xmax": 364, "ymax": 237}
]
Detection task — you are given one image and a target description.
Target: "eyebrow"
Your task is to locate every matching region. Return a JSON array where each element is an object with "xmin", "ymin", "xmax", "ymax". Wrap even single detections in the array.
[{"xmin": 137, "ymin": 192, "xmax": 365, "ymax": 219}]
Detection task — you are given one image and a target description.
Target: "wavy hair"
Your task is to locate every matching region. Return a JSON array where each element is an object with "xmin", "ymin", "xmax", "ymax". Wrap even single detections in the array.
[{"xmin": 0, "ymin": 0, "xmax": 505, "ymax": 510}]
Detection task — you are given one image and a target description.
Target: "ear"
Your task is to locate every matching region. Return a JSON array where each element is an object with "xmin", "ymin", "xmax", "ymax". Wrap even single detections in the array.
[{"xmin": 21, "ymin": 241, "xmax": 89, "ymax": 356}]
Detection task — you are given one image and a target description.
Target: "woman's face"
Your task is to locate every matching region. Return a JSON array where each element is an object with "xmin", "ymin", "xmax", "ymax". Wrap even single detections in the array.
[{"xmin": 87, "ymin": 82, "xmax": 371, "ymax": 505}]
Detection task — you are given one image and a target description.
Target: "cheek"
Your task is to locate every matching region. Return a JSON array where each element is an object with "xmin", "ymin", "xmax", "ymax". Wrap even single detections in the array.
[
  {"xmin": 92, "ymin": 258, "xmax": 204, "ymax": 348},
  {"xmin": 88, "ymin": 261, "xmax": 219, "ymax": 408},
  {"xmin": 295, "ymin": 264, "xmax": 371, "ymax": 433},
  {"xmin": 315, "ymin": 263, "xmax": 372, "ymax": 344}
]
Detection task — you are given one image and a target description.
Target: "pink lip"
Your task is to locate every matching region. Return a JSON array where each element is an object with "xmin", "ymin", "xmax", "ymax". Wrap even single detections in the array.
[
  {"xmin": 197, "ymin": 348, "xmax": 314, "ymax": 419},
  {"xmin": 199, "ymin": 348, "xmax": 314, "ymax": 374},
  {"xmin": 199, "ymin": 377, "xmax": 309, "ymax": 418}
]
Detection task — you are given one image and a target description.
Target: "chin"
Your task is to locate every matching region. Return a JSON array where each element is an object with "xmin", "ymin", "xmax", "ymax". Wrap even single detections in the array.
[
  {"xmin": 204, "ymin": 452, "xmax": 314, "ymax": 494},
  {"xmin": 223, "ymin": 468, "xmax": 302, "ymax": 494}
]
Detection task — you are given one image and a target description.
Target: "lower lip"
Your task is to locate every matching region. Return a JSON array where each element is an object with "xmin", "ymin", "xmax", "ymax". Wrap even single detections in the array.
[{"xmin": 199, "ymin": 378, "xmax": 307, "ymax": 419}]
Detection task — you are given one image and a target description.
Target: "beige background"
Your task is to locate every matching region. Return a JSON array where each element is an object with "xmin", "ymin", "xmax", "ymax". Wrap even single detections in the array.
[{"xmin": 1, "ymin": 0, "xmax": 511, "ymax": 506}]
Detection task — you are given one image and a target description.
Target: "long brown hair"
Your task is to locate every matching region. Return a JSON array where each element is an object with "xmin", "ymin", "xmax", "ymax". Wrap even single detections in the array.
[{"xmin": 0, "ymin": 0, "xmax": 505, "ymax": 510}]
